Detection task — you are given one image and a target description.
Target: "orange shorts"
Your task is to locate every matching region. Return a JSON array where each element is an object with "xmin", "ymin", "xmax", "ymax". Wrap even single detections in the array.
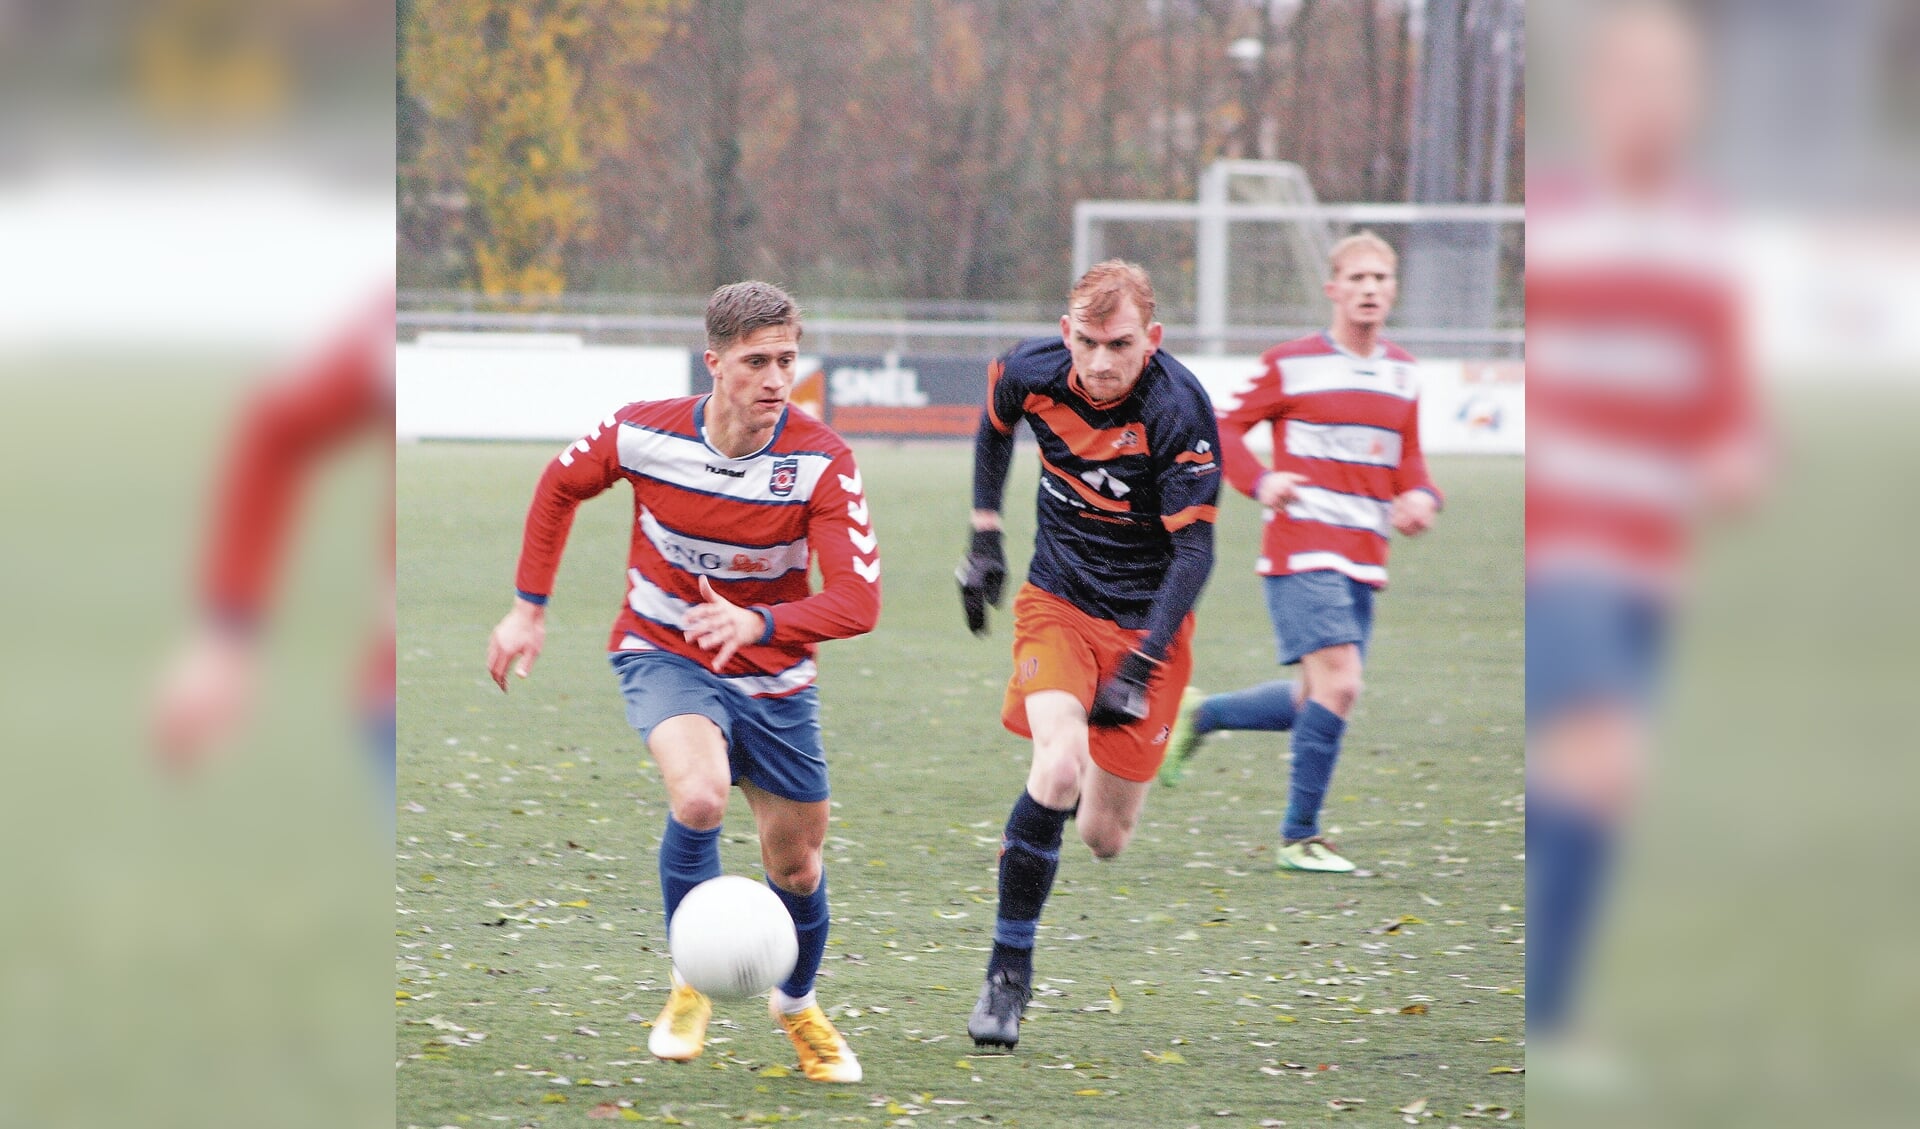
[{"xmin": 1000, "ymin": 583, "xmax": 1195, "ymax": 783}]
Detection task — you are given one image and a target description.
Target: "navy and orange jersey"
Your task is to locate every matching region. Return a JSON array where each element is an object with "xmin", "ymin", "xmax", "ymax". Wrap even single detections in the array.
[
  {"xmin": 1216, "ymin": 333, "xmax": 1441, "ymax": 588},
  {"xmin": 972, "ymin": 337, "xmax": 1220, "ymax": 659},
  {"xmin": 513, "ymin": 396, "xmax": 881, "ymax": 698}
]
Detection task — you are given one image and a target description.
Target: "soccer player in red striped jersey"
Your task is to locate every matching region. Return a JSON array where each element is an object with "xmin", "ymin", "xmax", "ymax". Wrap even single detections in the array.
[
  {"xmin": 485, "ymin": 282, "xmax": 879, "ymax": 1083},
  {"xmin": 149, "ymin": 291, "xmax": 395, "ymax": 817},
  {"xmin": 1525, "ymin": 1, "xmax": 1765, "ymax": 1062},
  {"xmin": 958, "ymin": 261, "xmax": 1221, "ymax": 1048},
  {"xmin": 1158, "ymin": 232, "xmax": 1443, "ymax": 875}
]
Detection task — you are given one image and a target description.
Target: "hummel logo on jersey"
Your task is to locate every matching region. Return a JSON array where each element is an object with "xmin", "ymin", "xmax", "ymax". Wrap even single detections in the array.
[{"xmin": 705, "ymin": 464, "xmax": 746, "ymax": 478}]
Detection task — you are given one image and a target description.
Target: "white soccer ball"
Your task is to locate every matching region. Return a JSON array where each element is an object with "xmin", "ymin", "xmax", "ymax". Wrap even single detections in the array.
[{"xmin": 668, "ymin": 875, "xmax": 799, "ymax": 999}]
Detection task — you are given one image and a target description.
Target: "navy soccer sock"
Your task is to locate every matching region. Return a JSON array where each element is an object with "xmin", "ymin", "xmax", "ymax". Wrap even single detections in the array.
[
  {"xmin": 1282, "ymin": 701, "xmax": 1347, "ymax": 841},
  {"xmin": 988, "ymin": 791, "xmax": 1070, "ymax": 983},
  {"xmin": 769, "ymin": 872, "xmax": 830, "ymax": 1002},
  {"xmin": 1197, "ymin": 680, "xmax": 1299, "ymax": 734},
  {"xmin": 658, "ymin": 815, "xmax": 723, "ymax": 930},
  {"xmin": 368, "ymin": 711, "xmax": 397, "ymax": 839},
  {"xmin": 1526, "ymin": 798, "xmax": 1615, "ymax": 1036}
]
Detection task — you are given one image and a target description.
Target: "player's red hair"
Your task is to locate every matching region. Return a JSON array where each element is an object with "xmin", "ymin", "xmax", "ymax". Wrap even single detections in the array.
[{"xmin": 1069, "ymin": 260, "xmax": 1157, "ymax": 327}]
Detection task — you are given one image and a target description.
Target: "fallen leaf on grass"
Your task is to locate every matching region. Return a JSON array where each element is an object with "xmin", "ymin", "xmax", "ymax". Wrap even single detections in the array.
[
  {"xmin": 1073, "ymin": 1089, "xmax": 1105, "ymax": 1096},
  {"xmin": 588, "ymin": 1103, "xmax": 621, "ymax": 1119},
  {"xmin": 1142, "ymin": 1050, "xmax": 1186, "ymax": 1064},
  {"xmin": 757, "ymin": 1064, "xmax": 791, "ymax": 1077},
  {"xmin": 1327, "ymin": 1097, "xmax": 1366, "ymax": 1111},
  {"xmin": 1489, "ymin": 1065, "xmax": 1525, "ymax": 1075},
  {"xmin": 1398, "ymin": 1098, "xmax": 1429, "ymax": 1115},
  {"xmin": 1398, "ymin": 1004, "xmax": 1429, "ymax": 1015},
  {"xmin": 541, "ymin": 1093, "xmax": 568, "ymax": 1103}
]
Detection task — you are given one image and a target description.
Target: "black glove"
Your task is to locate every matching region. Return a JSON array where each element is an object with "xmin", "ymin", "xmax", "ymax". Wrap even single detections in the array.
[
  {"xmin": 956, "ymin": 529, "xmax": 1008, "ymax": 636},
  {"xmin": 1089, "ymin": 650, "xmax": 1160, "ymax": 727}
]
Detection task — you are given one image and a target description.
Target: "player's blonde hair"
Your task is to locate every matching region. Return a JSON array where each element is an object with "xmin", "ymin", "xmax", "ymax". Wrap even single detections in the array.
[
  {"xmin": 1327, "ymin": 231, "xmax": 1398, "ymax": 279},
  {"xmin": 1069, "ymin": 259, "xmax": 1157, "ymax": 326},
  {"xmin": 706, "ymin": 280, "xmax": 802, "ymax": 352}
]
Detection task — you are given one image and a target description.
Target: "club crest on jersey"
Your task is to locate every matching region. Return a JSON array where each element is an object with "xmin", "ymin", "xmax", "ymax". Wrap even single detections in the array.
[
  {"xmin": 769, "ymin": 457, "xmax": 800, "ymax": 497},
  {"xmin": 1113, "ymin": 426, "xmax": 1142, "ymax": 450}
]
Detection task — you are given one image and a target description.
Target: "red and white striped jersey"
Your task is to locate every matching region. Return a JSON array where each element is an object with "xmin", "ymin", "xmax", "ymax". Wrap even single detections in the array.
[
  {"xmin": 1215, "ymin": 333, "xmax": 1441, "ymax": 587},
  {"xmin": 1526, "ymin": 172, "xmax": 1756, "ymax": 596},
  {"xmin": 513, "ymin": 396, "xmax": 881, "ymax": 697}
]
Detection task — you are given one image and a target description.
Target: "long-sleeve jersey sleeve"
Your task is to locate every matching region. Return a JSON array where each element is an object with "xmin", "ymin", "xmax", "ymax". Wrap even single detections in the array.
[
  {"xmin": 512, "ymin": 413, "xmax": 624, "ymax": 603},
  {"xmin": 1216, "ymin": 362, "xmax": 1284, "ymax": 500},
  {"xmin": 1391, "ymin": 400, "xmax": 1441, "ymax": 504},
  {"xmin": 972, "ymin": 356, "xmax": 1021, "ymax": 513},
  {"xmin": 764, "ymin": 449, "xmax": 882, "ymax": 644},
  {"xmin": 1137, "ymin": 392, "xmax": 1221, "ymax": 658},
  {"xmin": 201, "ymin": 320, "xmax": 389, "ymax": 630}
]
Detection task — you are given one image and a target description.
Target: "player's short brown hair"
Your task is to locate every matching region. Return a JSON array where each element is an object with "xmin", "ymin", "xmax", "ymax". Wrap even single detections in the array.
[
  {"xmin": 1069, "ymin": 259, "xmax": 1157, "ymax": 326},
  {"xmin": 1327, "ymin": 231, "xmax": 1398, "ymax": 279},
  {"xmin": 706, "ymin": 280, "xmax": 802, "ymax": 353}
]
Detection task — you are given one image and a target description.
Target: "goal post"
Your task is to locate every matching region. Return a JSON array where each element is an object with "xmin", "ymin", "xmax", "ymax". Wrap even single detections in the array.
[{"xmin": 1073, "ymin": 161, "xmax": 1522, "ymax": 356}]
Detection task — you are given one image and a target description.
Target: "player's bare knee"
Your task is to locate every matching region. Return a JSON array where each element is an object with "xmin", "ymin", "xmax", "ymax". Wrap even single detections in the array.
[
  {"xmin": 1081, "ymin": 820, "xmax": 1133, "ymax": 860},
  {"xmin": 1312, "ymin": 674, "xmax": 1363, "ymax": 717},
  {"xmin": 1027, "ymin": 752, "xmax": 1081, "ymax": 808},
  {"xmin": 766, "ymin": 852, "xmax": 822, "ymax": 896},
  {"xmin": 670, "ymin": 786, "xmax": 729, "ymax": 831}
]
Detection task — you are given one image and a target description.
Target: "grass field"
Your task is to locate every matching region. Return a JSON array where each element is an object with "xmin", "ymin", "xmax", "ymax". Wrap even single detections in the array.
[
  {"xmin": 0, "ymin": 364, "xmax": 392, "ymax": 1129},
  {"xmin": 396, "ymin": 441, "xmax": 1524, "ymax": 1128}
]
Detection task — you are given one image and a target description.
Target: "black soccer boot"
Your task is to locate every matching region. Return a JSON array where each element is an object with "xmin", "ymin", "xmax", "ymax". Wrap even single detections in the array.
[{"xmin": 967, "ymin": 967, "xmax": 1031, "ymax": 1049}]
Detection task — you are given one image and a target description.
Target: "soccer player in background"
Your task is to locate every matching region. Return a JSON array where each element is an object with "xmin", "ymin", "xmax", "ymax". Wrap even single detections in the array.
[
  {"xmin": 149, "ymin": 292, "xmax": 396, "ymax": 825},
  {"xmin": 957, "ymin": 261, "xmax": 1220, "ymax": 1048},
  {"xmin": 1525, "ymin": 0, "xmax": 1765, "ymax": 1063},
  {"xmin": 1156, "ymin": 233, "xmax": 1442, "ymax": 875},
  {"xmin": 485, "ymin": 282, "xmax": 881, "ymax": 1083}
]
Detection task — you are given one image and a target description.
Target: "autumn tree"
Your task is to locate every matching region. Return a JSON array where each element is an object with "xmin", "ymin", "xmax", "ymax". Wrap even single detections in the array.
[
  {"xmin": 402, "ymin": 0, "xmax": 674, "ymax": 296},
  {"xmin": 397, "ymin": 1, "xmax": 1509, "ymax": 305}
]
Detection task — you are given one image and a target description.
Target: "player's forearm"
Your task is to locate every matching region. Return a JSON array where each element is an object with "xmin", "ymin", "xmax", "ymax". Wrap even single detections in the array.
[
  {"xmin": 1394, "ymin": 459, "xmax": 1443, "ymax": 509},
  {"xmin": 511, "ymin": 446, "xmax": 616, "ymax": 599},
  {"xmin": 511, "ymin": 484, "xmax": 585, "ymax": 601},
  {"xmin": 1138, "ymin": 524, "xmax": 1214, "ymax": 660},
  {"xmin": 764, "ymin": 577, "xmax": 881, "ymax": 644},
  {"xmin": 1216, "ymin": 417, "xmax": 1270, "ymax": 498},
  {"xmin": 972, "ymin": 412, "xmax": 1016, "ymax": 514},
  {"xmin": 200, "ymin": 366, "xmax": 370, "ymax": 623}
]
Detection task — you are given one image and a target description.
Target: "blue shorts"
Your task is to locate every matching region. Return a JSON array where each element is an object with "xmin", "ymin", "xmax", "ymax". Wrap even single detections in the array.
[
  {"xmin": 1265, "ymin": 570, "xmax": 1376, "ymax": 666},
  {"xmin": 1525, "ymin": 578, "xmax": 1670, "ymax": 730},
  {"xmin": 609, "ymin": 650, "xmax": 830, "ymax": 803}
]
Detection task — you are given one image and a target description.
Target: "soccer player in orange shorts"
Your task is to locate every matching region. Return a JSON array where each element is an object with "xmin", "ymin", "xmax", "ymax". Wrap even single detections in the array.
[{"xmin": 956, "ymin": 261, "xmax": 1220, "ymax": 1048}]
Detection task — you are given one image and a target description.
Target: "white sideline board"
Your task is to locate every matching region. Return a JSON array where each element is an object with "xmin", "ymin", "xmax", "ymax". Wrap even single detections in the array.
[
  {"xmin": 396, "ymin": 333, "xmax": 691, "ymax": 441},
  {"xmin": 394, "ymin": 332, "xmax": 1521, "ymax": 453}
]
